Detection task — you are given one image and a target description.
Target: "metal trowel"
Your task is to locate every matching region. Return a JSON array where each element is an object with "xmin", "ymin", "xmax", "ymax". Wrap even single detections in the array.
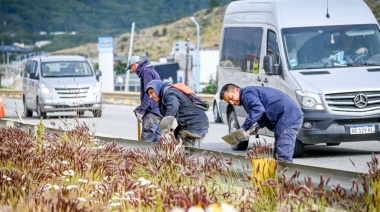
[{"xmin": 222, "ymin": 124, "xmax": 258, "ymax": 146}]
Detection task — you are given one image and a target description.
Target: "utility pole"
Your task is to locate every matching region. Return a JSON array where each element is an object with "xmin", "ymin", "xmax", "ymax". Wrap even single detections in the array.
[
  {"xmin": 125, "ymin": 22, "xmax": 135, "ymax": 92},
  {"xmin": 185, "ymin": 45, "xmax": 190, "ymax": 86}
]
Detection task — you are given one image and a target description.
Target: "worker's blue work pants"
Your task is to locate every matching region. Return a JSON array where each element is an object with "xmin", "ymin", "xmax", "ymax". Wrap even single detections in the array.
[
  {"xmin": 273, "ymin": 118, "xmax": 303, "ymax": 162},
  {"xmin": 141, "ymin": 112, "xmax": 162, "ymax": 142}
]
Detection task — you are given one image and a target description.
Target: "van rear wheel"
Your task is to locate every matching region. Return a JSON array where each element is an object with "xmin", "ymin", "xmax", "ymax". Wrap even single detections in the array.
[{"xmin": 228, "ymin": 111, "xmax": 249, "ymax": 151}]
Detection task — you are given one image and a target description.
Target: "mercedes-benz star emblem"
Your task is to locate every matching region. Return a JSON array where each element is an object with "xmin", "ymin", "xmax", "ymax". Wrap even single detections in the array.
[{"xmin": 354, "ymin": 93, "xmax": 368, "ymax": 108}]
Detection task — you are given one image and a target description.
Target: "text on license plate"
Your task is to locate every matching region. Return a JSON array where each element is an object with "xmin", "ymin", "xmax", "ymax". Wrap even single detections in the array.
[{"xmin": 350, "ymin": 125, "xmax": 375, "ymax": 134}]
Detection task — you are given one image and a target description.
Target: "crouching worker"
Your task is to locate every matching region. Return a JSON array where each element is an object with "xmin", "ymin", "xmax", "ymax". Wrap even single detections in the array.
[
  {"xmin": 145, "ymin": 80, "xmax": 209, "ymax": 148},
  {"xmin": 220, "ymin": 83, "xmax": 304, "ymax": 162}
]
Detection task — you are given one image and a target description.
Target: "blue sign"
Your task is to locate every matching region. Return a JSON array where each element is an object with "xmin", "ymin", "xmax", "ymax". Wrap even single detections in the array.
[{"xmin": 98, "ymin": 37, "xmax": 113, "ymax": 53}]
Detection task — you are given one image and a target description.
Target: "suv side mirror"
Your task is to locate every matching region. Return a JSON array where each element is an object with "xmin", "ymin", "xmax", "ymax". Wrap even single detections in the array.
[{"xmin": 96, "ymin": 70, "xmax": 102, "ymax": 77}]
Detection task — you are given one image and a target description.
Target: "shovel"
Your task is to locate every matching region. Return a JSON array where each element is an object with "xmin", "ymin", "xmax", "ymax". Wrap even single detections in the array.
[
  {"xmin": 133, "ymin": 109, "xmax": 142, "ymax": 140},
  {"xmin": 222, "ymin": 124, "xmax": 258, "ymax": 146}
]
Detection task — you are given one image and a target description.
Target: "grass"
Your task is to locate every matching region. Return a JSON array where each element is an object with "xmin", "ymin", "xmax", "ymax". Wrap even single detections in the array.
[{"xmin": 0, "ymin": 119, "xmax": 379, "ymax": 211}]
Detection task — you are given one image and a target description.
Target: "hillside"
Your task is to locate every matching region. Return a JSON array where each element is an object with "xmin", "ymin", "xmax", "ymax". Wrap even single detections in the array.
[
  {"xmin": 0, "ymin": 0, "xmax": 231, "ymax": 52},
  {"xmin": 53, "ymin": 6, "xmax": 227, "ymax": 61},
  {"xmin": 53, "ymin": 0, "xmax": 380, "ymax": 61}
]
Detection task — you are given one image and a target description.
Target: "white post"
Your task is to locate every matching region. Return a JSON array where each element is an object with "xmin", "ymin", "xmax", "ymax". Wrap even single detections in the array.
[
  {"xmin": 190, "ymin": 17, "xmax": 200, "ymax": 93},
  {"xmin": 125, "ymin": 22, "xmax": 135, "ymax": 92}
]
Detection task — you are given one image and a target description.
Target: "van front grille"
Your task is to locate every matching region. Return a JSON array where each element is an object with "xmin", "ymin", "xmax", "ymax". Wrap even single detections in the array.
[
  {"xmin": 55, "ymin": 87, "xmax": 89, "ymax": 99},
  {"xmin": 325, "ymin": 91, "xmax": 380, "ymax": 113}
]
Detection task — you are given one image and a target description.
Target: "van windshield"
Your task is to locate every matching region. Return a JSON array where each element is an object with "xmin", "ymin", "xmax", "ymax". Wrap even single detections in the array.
[
  {"xmin": 282, "ymin": 24, "xmax": 380, "ymax": 70},
  {"xmin": 41, "ymin": 61, "xmax": 94, "ymax": 77}
]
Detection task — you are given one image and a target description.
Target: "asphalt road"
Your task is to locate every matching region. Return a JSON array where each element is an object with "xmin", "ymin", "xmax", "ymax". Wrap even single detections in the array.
[{"xmin": 2, "ymin": 97, "xmax": 379, "ymax": 173}]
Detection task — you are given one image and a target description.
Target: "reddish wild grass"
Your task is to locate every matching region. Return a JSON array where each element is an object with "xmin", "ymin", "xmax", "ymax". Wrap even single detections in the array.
[{"xmin": 0, "ymin": 124, "xmax": 379, "ymax": 211}]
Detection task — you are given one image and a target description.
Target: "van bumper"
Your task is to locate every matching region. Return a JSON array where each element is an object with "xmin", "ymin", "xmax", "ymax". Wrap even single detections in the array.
[
  {"xmin": 40, "ymin": 98, "xmax": 102, "ymax": 112},
  {"xmin": 297, "ymin": 110, "xmax": 380, "ymax": 144}
]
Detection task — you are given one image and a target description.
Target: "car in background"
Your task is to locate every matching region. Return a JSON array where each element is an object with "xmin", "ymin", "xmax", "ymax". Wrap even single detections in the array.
[{"xmin": 22, "ymin": 55, "xmax": 103, "ymax": 118}]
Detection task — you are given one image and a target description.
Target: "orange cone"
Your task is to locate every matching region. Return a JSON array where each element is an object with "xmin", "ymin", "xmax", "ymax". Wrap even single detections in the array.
[{"xmin": 0, "ymin": 96, "xmax": 5, "ymax": 118}]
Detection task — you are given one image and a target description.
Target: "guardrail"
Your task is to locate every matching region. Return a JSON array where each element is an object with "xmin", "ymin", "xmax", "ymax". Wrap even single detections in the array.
[
  {"xmin": 0, "ymin": 118, "xmax": 368, "ymax": 196},
  {"xmin": 0, "ymin": 89, "xmax": 215, "ymax": 107}
]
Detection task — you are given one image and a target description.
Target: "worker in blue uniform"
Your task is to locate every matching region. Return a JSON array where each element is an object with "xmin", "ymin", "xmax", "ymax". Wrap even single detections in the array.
[{"xmin": 220, "ymin": 83, "xmax": 304, "ymax": 162}]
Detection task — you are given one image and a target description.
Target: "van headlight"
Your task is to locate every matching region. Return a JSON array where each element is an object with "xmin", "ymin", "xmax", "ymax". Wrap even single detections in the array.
[
  {"xmin": 93, "ymin": 83, "xmax": 101, "ymax": 93},
  {"xmin": 296, "ymin": 90, "xmax": 325, "ymax": 110},
  {"xmin": 40, "ymin": 84, "xmax": 51, "ymax": 96}
]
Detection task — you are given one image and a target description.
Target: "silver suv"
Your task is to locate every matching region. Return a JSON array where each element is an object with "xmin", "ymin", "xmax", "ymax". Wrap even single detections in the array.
[{"xmin": 22, "ymin": 55, "xmax": 103, "ymax": 118}]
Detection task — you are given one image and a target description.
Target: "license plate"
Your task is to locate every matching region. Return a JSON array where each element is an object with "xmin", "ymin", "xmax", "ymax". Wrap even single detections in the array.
[{"xmin": 350, "ymin": 124, "xmax": 375, "ymax": 134}]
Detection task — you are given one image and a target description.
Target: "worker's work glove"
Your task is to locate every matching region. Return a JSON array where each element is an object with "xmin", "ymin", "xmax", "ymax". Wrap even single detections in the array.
[
  {"xmin": 133, "ymin": 106, "xmax": 143, "ymax": 123},
  {"xmin": 159, "ymin": 116, "xmax": 178, "ymax": 135}
]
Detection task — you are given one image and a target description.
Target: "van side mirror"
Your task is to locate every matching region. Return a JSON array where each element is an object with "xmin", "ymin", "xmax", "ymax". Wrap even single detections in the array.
[{"xmin": 263, "ymin": 55, "xmax": 280, "ymax": 75}]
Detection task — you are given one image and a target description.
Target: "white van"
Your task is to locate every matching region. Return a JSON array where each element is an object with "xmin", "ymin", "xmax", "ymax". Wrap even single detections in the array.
[
  {"xmin": 22, "ymin": 55, "xmax": 103, "ymax": 118},
  {"xmin": 217, "ymin": 0, "xmax": 380, "ymax": 157}
]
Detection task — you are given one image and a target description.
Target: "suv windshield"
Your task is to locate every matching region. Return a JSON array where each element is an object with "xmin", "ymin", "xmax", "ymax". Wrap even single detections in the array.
[
  {"xmin": 282, "ymin": 24, "xmax": 380, "ymax": 70},
  {"xmin": 41, "ymin": 61, "xmax": 94, "ymax": 77}
]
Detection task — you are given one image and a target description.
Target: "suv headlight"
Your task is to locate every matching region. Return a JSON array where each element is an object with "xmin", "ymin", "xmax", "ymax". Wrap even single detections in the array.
[
  {"xmin": 296, "ymin": 90, "xmax": 325, "ymax": 110},
  {"xmin": 40, "ymin": 83, "xmax": 51, "ymax": 96},
  {"xmin": 93, "ymin": 83, "xmax": 101, "ymax": 93}
]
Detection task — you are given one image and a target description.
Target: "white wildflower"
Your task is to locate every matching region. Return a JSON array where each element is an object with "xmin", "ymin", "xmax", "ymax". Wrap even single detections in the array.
[
  {"xmin": 170, "ymin": 207, "xmax": 186, "ymax": 212},
  {"xmin": 66, "ymin": 185, "xmax": 78, "ymax": 190},
  {"xmin": 53, "ymin": 185, "xmax": 60, "ymax": 190},
  {"xmin": 188, "ymin": 205, "xmax": 205, "ymax": 212},
  {"xmin": 78, "ymin": 178, "xmax": 88, "ymax": 183},
  {"xmin": 220, "ymin": 203, "xmax": 238, "ymax": 212},
  {"xmin": 125, "ymin": 191, "xmax": 134, "ymax": 195},
  {"xmin": 108, "ymin": 202, "xmax": 122, "ymax": 208},
  {"xmin": 138, "ymin": 177, "xmax": 151, "ymax": 186},
  {"xmin": 148, "ymin": 184, "xmax": 156, "ymax": 189},
  {"xmin": 111, "ymin": 196, "xmax": 120, "ymax": 200},
  {"xmin": 62, "ymin": 170, "xmax": 75, "ymax": 176},
  {"xmin": 61, "ymin": 160, "xmax": 69, "ymax": 165},
  {"xmin": 78, "ymin": 197, "xmax": 87, "ymax": 202}
]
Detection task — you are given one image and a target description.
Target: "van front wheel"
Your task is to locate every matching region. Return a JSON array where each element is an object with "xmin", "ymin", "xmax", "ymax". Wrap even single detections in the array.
[
  {"xmin": 228, "ymin": 111, "xmax": 249, "ymax": 151},
  {"xmin": 293, "ymin": 139, "xmax": 304, "ymax": 158},
  {"xmin": 92, "ymin": 109, "xmax": 102, "ymax": 118},
  {"xmin": 36, "ymin": 99, "xmax": 47, "ymax": 119},
  {"xmin": 23, "ymin": 98, "xmax": 33, "ymax": 117}
]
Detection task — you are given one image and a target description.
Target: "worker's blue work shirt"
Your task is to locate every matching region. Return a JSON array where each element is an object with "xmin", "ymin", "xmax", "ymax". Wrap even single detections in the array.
[
  {"xmin": 137, "ymin": 60, "xmax": 162, "ymax": 117},
  {"xmin": 240, "ymin": 86, "xmax": 303, "ymax": 135}
]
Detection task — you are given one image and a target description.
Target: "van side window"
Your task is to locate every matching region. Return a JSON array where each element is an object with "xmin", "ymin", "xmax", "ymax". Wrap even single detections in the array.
[
  {"xmin": 29, "ymin": 61, "xmax": 39, "ymax": 80},
  {"xmin": 23, "ymin": 61, "xmax": 31, "ymax": 78},
  {"xmin": 267, "ymin": 31, "xmax": 281, "ymax": 66},
  {"xmin": 220, "ymin": 27, "xmax": 263, "ymax": 73}
]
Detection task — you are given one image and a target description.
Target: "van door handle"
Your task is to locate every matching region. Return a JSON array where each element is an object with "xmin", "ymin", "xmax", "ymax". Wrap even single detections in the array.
[
  {"xmin": 256, "ymin": 76, "xmax": 261, "ymax": 82},
  {"xmin": 263, "ymin": 78, "xmax": 268, "ymax": 83}
]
